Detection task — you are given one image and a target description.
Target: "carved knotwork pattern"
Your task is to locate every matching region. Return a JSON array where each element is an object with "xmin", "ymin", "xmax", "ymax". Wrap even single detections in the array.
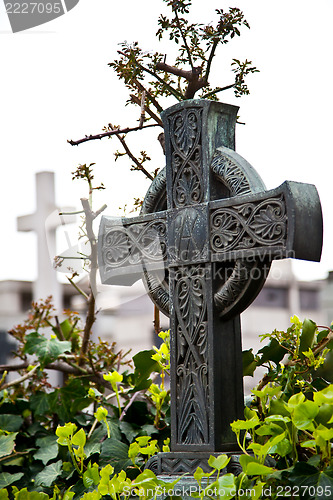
[
  {"xmin": 160, "ymin": 457, "xmax": 213, "ymax": 474},
  {"xmin": 174, "ymin": 265, "xmax": 209, "ymax": 445},
  {"xmin": 211, "ymin": 151, "xmax": 252, "ymax": 196},
  {"xmin": 210, "ymin": 195, "xmax": 287, "ymax": 255},
  {"xmin": 102, "ymin": 219, "xmax": 167, "ymax": 269},
  {"xmin": 170, "ymin": 108, "xmax": 203, "ymax": 208},
  {"xmin": 145, "ymin": 453, "xmax": 242, "ymax": 475}
]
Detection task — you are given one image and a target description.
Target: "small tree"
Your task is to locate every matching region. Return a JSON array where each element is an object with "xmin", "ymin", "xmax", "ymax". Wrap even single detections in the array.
[{"xmin": 68, "ymin": 0, "xmax": 258, "ymax": 186}]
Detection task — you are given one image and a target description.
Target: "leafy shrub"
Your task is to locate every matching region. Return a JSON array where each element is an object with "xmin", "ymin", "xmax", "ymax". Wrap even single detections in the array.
[{"xmin": 1, "ymin": 316, "xmax": 333, "ymax": 499}]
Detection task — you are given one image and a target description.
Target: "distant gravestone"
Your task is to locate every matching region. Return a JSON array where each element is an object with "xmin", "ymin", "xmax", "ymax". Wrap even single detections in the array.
[
  {"xmin": 17, "ymin": 171, "xmax": 75, "ymax": 312},
  {"xmin": 98, "ymin": 100, "xmax": 323, "ymax": 474}
]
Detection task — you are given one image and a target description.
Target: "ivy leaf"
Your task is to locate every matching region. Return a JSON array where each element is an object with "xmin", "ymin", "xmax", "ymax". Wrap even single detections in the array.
[
  {"xmin": 269, "ymin": 437, "xmax": 293, "ymax": 457},
  {"xmin": 258, "ymin": 338, "xmax": 285, "ymax": 366},
  {"xmin": 35, "ymin": 460, "xmax": 62, "ymax": 487},
  {"xmin": 84, "ymin": 440, "xmax": 101, "ymax": 459},
  {"xmin": 288, "ymin": 463, "xmax": 333, "ymax": 499},
  {"xmin": 208, "ymin": 454, "xmax": 230, "ymax": 471},
  {"xmin": 60, "ymin": 379, "xmax": 91, "ymax": 417},
  {"xmin": 131, "ymin": 350, "xmax": 159, "ymax": 391},
  {"xmin": 300, "ymin": 319, "xmax": 317, "ymax": 357},
  {"xmin": 0, "ymin": 433, "xmax": 17, "ymax": 458},
  {"xmin": 242, "ymin": 349, "xmax": 257, "ymax": 377},
  {"xmin": 14, "ymin": 489, "xmax": 50, "ymax": 500},
  {"xmin": 100, "ymin": 439, "xmax": 131, "ymax": 473},
  {"xmin": 0, "ymin": 472, "xmax": 24, "ymax": 488},
  {"xmin": 208, "ymin": 474, "xmax": 236, "ymax": 500},
  {"xmin": 83, "ymin": 462, "xmax": 100, "ymax": 489},
  {"xmin": 72, "ymin": 428, "xmax": 86, "ymax": 448},
  {"xmin": 239, "ymin": 455, "xmax": 274, "ymax": 476},
  {"xmin": 24, "ymin": 332, "xmax": 71, "ymax": 365},
  {"xmin": 0, "ymin": 414, "xmax": 23, "ymax": 432},
  {"xmin": 119, "ymin": 421, "xmax": 140, "ymax": 443},
  {"xmin": 0, "ymin": 489, "xmax": 9, "ymax": 500},
  {"xmin": 34, "ymin": 435, "xmax": 59, "ymax": 465},
  {"xmin": 317, "ymin": 329, "xmax": 330, "ymax": 343},
  {"xmin": 292, "ymin": 401, "xmax": 319, "ymax": 431},
  {"xmin": 231, "ymin": 416, "xmax": 259, "ymax": 432},
  {"xmin": 30, "ymin": 392, "xmax": 51, "ymax": 416}
]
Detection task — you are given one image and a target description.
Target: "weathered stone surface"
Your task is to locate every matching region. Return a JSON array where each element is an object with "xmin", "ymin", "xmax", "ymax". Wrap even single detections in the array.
[{"xmin": 98, "ymin": 99, "xmax": 323, "ymax": 473}]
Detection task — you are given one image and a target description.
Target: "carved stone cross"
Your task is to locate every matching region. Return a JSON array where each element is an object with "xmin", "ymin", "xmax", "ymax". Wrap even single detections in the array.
[{"xmin": 98, "ymin": 100, "xmax": 322, "ymax": 474}]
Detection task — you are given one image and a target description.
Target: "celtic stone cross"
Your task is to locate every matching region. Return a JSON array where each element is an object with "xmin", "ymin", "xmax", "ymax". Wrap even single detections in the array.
[{"xmin": 98, "ymin": 100, "xmax": 322, "ymax": 474}]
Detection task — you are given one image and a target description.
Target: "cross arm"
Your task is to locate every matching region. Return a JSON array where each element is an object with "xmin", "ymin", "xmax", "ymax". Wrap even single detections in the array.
[
  {"xmin": 209, "ymin": 180, "xmax": 323, "ymax": 264},
  {"xmin": 98, "ymin": 211, "xmax": 168, "ymax": 286},
  {"xmin": 17, "ymin": 213, "xmax": 36, "ymax": 232}
]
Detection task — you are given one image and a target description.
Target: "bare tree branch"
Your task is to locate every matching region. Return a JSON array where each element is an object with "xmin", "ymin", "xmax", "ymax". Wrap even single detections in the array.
[
  {"xmin": 78, "ymin": 198, "xmax": 98, "ymax": 364},
  {"xmin": 201, "ymin": 83, "xmax": 235, "ymax": 99},
  {"xmin": 0, "ymin": 362, "xmax": 29, "ymax": 372},
  {"xmin": 204, "ymin": 39, "xmax": 219, "ymax": 82},
  {"xmin": 110, "ymin": 125, "xmax": 154, "ymax": 181},
  {"xmin": 155, "ymin": 62, "xmax": 208, "ymax": 99},
  {"xmin": 174, "ymin": 8, "xmax": 194, "ymax": 70},
  {"xmin": 132, "ymin": 79, "xmax": 163, "ymax": 113},
  {"xmin": 155, "ymin": 61, "xmax": 198, "ymax": 81},
  {"xmin": 130, "ymin": 94, "xmax": 163, "ymax": 127},
  {"xmin": 139, "ymin": 90, "xmax": 146, "ymax": 128},
  {"xmin": 68, "ymin": 123, "xmax": 160, "ymax": 146},
  {"xmin": 119, "ymin": 390, "xmax": 144, "ymax": 421},
  {"xmin": 67, "ymin": 276, "xmax": 89, "ymax": 300},
  {"xmin": 0, "ymin": 364, "xmax": 39, "ymax": 390}
]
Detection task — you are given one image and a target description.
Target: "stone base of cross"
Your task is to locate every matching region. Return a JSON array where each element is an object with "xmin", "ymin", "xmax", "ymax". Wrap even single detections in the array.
[{"xmin": 98, "ymin": 100, "xmax": 323, "ymax": 475}]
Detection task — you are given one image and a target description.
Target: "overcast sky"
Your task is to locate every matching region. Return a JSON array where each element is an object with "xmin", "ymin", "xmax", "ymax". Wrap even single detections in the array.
[{"xmin": 1, "ymin": 0, "xmax": 332, "ymax": 284}]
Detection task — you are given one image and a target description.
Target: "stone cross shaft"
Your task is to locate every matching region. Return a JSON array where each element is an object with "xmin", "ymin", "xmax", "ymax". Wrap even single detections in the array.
[{"xmin": 98, "ymin": 100, "xmax": 322, "ymax": 474}]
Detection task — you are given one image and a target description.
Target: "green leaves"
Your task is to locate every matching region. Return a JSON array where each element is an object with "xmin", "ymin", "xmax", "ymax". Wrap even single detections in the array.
[
  {"xmin": 24, "ymin": 331, "xmax": 71, "ymax": 365},
  {"xmin": 205, "ymin": 474, "xmax": 236, "ymax": 500},
  {"xmin": 242, "ymin": 349, "xmax": 257, "ymax": 376},
  {"xmin": 34, "ymin": 435, "xmax": 59, "ymax": 465},
  {"xmin": 127, "ymin": 436, "xmax": 159, "ymax": 468},
  {"xmin": 100, "ymin": 438, "xmax": 131, "ymax": 473},
  {"xmin": 292, "ymin": 401, "xmax": 319, "ymax": 431},
  {"xmin": 300, "ymin": 319, "xmax": 317, "ymax": 357},
  {"xmin": 0, "ymin": 433, "xmax": 17, "ymax": 458},
  {"xmin": 83, "ymin": 462, "xmax": 100, "ymax": 489},
  {"xmin": 72, "ymin": 428, "xmax": 87, "ymax": 448},
  {"xmin": 289, "ymin": 463, "xmax": 333, "ymax": 500},
  {"xmin": 239, "ymin": 455, "xmax": 274, "ymax": 476},
  {"xmin": 0, "ymin": 415, "xmax": 23, "ymax": 432},
  {"xmin": 131, "ymin": 350, "xmax": 160, "ymax": 391},
  {"xmin": 207, "ymin": 454, "xmax": 230, "ymax": 471},
  {"xmin": 56, "ymin": 422, "xmax": 77, "ymax": 446},
  {"xmin": 231, "ymin": 415, "xmax": 259, "ymax": 431},
  {"xmin": 0, "ymin": 472, "xmax": 24, "ymax": 488},
  {"xmin": 314, "ymin": 385, "xmax": 333, "ymax": 406},
  {"xmin": 103, "ymin": 370, "xmax": 123, "ymax": 390},
  {"xmin": 257, "ymin": 338, "xmax": 286, "ymax": 366},
  {"xmin": 35, "ymin": 460, "xmax": 62, "ymax": 487},
  {"xmin": 94, "ymin": 406, "xmax": 110, "ymax": 438}
]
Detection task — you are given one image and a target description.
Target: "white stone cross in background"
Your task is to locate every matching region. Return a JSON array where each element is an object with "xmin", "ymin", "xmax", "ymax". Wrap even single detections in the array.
[{"xmin": 17, "ymin": 171, "xmax": 75, "ymax": 313}]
